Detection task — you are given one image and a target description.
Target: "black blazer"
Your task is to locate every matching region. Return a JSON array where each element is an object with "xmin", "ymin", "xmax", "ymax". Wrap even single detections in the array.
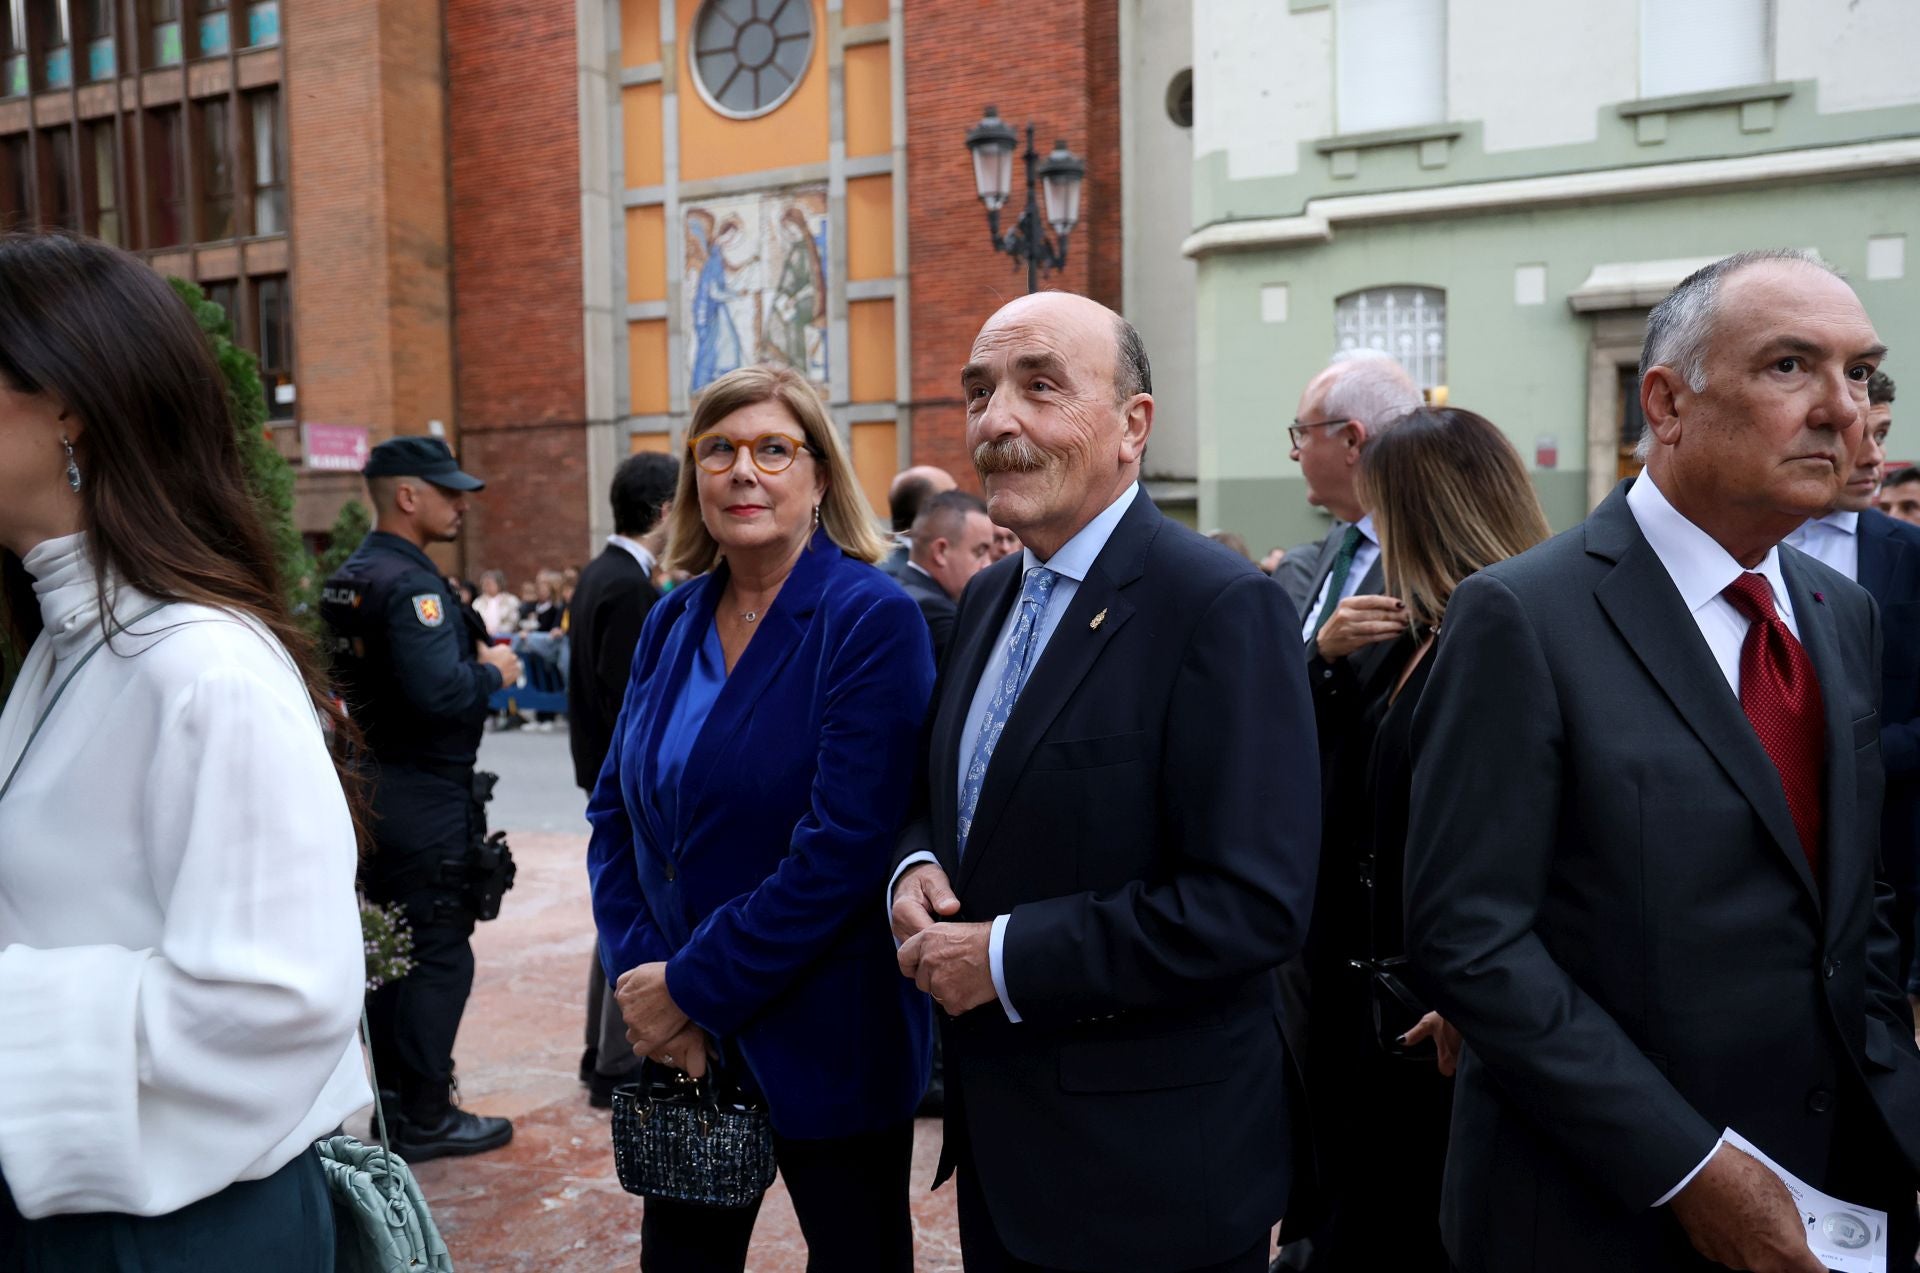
[
  {"xmin": 1298, "ymin": 522, "xmax": 1393, "ymax": 760},
  {"xmin": 567, "ymin": 544, "xmax": 661, "ymax": 791},
  {"xmin": 894, "ymin": 563, "xmax": 957, "ymax": 666},
  {"xmin": 896, "ymin": 492, "xmax": 1322, "ymax": 1272},
  {"xmin": 1857, "ymin": 508, "xmax": 1920, "ymax": 913},
  {"xmin": 1404, "ymin": 482, "xmax": 1920, "ymax": 1272}
]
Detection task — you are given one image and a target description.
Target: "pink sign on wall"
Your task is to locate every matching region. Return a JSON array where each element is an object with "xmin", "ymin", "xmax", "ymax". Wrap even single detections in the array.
[{"xmin": 302, "ymin": 423, "xmax": 370, "ymax": 473}]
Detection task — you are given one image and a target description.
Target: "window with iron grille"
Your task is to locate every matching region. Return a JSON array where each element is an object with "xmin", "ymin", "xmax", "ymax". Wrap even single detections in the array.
[{"xmin": 1334, "ymin": 286, "xmax": 1446, "ymax": 390}]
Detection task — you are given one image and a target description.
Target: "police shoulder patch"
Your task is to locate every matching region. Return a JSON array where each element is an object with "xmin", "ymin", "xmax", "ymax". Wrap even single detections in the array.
[{"xmin": 412, "ymin": 594, "xmax": 445, "ymax": 627}]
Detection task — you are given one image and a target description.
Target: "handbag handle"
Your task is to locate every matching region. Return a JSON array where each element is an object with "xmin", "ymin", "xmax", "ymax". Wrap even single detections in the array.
[{"xmin": 357, "ymin": 1006, "xmax": 408, "ymax": 1211}]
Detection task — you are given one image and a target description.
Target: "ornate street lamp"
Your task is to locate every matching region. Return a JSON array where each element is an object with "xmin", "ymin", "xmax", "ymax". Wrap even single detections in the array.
[{"xmin": 964, "ymin": 106, "xmax": 1086, "ymax": 294}]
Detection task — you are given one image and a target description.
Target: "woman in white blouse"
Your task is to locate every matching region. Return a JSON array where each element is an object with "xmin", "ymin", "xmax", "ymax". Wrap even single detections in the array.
[{"xmin": 0, "ymin": 234, "xmax": 369, "ymax": 1268}]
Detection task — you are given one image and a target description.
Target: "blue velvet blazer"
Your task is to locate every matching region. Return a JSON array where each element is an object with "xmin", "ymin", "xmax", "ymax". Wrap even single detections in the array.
[{"xmin": 586, "ymin": 529, "xmax": 936, "ymax": 1138}]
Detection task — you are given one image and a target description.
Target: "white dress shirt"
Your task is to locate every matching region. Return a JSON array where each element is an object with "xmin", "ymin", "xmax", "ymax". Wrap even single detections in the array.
[
  {"xmin": 1625, "ymin": 475, "xmax": 1800, "ymax": 1204},
  {"xmin": 608, "ymin": 532, "xmax": 657, "ymax": 577},
  {"xmin": 893, "ymin": 483, "xmax": 1140, "ymax": 1023},
  {"xmin": 0, "ymin": 533, "xmax": 370, "ymax": 1218},
  {"xmin": 1299, "ymin": 514, "xmax": 1381, "ymax": 641},
  {"xmin": 1782, "ymin": 510, "xmax": 1861, "ymax": 583}
]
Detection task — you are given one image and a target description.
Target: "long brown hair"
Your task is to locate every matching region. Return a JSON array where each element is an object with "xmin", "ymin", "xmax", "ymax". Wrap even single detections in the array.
[
  {"xmin": 666, "ymin": 364, "xmax": 890, "ymax": 575},
  {"xmin": 0, "ymin": 233, "xmax": 363, "ymax": 832},
  {"xmin": 1359, "ymin": 406, "xmax": 1551, "ymax": 632}
]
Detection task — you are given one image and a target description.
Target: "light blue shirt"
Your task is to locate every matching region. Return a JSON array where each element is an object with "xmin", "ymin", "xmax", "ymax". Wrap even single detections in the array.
[{"xmin": 893, "ymin": 482, "xmax": 1141, "ymax": 1024}]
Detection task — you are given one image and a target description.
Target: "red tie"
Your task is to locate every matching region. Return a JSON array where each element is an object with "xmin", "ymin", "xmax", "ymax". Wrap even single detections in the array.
[{"xmin": 1721, "ymin": 572, "xmax": 1825, "ymax": 874}]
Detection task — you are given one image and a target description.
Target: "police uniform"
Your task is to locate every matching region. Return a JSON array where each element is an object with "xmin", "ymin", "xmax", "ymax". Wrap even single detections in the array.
[{"xmin": 322, "ymin": 438, "xmax": 513, "ymax": 1159}]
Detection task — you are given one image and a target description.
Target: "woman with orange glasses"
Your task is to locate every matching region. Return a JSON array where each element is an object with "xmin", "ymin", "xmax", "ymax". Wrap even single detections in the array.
[{"xmin": 586, "ymin": 365, "xmax": 935, "ymax": 1271}]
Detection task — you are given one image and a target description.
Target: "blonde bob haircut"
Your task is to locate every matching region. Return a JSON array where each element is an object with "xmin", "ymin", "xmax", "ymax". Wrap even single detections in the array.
[
  {"xmin": 1359, "ymin": 406, "xmax": 1551, "ymax": 634},
  {"xmin": 665, "ymin": 364, "xmax": 890, "ymax": 574}
]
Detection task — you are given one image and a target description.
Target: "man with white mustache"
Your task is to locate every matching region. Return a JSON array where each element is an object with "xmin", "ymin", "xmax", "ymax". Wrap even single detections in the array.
[{"xmin": 890, "ymin": 291, "xmax": 1321, "ymax": 1272}]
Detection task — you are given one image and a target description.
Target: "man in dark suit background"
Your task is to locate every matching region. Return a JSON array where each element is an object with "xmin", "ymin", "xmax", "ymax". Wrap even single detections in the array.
[
  {"xmin": 1786, "ymin": 366, "xmax": 1920, "ymax": 995},
  {"xmin": 1286, "ymin": 350, "xmax": 1423, "ymax": 748},
  {"xmin": 890, "ymin": 290, "xmax": 1321, "ymax": 1273},
  {"xmin": 1405, "ymin": 250, "xmax": 1920, "ymax": 1273},
  {"xmin": 880, "ymin": 464, "xmax": 957, "ymax": 576},
  {"xmin": 568, "ymin": 449, "xmax": 678, "ymax": 1105},
  {"xmin": 898, "ymin": 489, "xmax": 994, "ymax": 666}
]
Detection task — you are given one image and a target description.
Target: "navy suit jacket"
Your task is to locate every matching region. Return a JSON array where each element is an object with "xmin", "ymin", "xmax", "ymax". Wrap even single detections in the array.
[
  {"xmin": 895, "ymin": 493, "xmax": 1321, "ymax": 1271},
  {"xmin": 1858, "ymin": 508, "xmax": 1920, "ymax": 906},
  {"xmin": 586, "ymin": 529, "xmax": 936, "ymax": 1138}
]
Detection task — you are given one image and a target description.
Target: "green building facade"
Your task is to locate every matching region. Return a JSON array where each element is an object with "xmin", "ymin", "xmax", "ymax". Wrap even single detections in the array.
[{"xmin": 1187, "ymin": 0, "xmax": 1920, "ymax": 552}]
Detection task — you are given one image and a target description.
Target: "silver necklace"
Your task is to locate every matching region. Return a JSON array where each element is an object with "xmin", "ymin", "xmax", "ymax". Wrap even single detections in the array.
[{"xmin": 739, "ymin": 610, "xmax": 759, "ymax": 623}]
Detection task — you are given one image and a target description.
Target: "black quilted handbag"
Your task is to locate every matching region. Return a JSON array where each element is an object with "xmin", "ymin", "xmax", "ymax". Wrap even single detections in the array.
[{"xmin": 610, "ymin": 1061, "xmax": 777, "ymax": 1210}]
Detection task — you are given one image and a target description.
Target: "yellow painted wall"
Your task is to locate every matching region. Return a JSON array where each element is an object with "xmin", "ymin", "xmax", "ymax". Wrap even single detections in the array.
[
  {"xmin": 623, "ymin": 84, "xmax": 664, "ymax": 188},
  {"xmin": 676, "ymin": 0, "xmax": 829, "ymax": 182},
  {"xmin": 628, "ymin": 320, "xmax": 670, "ymax": 414},
  {"xmin": 842, "ymin": 0, "xmax": 888, "ymax": 25},
  {"xmin": 846, "ymin": 174, "xmax": 892, "ymax": 281},
  {"xmin": 626, "ymin": 205, "xmax": 667, "ymax": 302},
  {"xmin": 622, "ymin": 0, "xmax": 660, "ymax": 67},
  {"xmin": 851, "ymin": 420, "xmax": 896, "ymax": 519},
  {"xmin": 630, "ymin": 431, "xmax": 673, "ymax": 454},
  {"xmin": 849, "ymin": 298, "xmax": 895, "ymax": 403},
  {"xmin": 844, "ymin": 43, "xmax": 890, "ymax": 158}
]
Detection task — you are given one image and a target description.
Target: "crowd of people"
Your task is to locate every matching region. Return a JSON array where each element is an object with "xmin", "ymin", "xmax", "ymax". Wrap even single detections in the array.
[{"xmin": 1, "ymin": 227, "xmax": 1918, "ymax": 1273}]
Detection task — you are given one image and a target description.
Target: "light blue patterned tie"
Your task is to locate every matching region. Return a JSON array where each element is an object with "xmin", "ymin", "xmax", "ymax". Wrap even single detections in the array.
[{"xmin": 958, "ymin": 566, "xmax": 1058, "ymax": 856}]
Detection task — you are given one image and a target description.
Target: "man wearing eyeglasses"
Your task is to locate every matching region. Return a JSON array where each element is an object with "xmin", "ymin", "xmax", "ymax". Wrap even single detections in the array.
[
  {"xmin": 1288, "ymin": 351, "xmax": 1422, "ymax": 732},
  {"xmin": 1273, "ymin": 350, "xmax": 1421, "ymax": 1271}
]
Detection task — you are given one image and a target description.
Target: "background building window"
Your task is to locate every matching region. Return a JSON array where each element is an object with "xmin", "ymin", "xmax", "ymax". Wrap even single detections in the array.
[
  {"xmin": 256, "ymin": 272, "xmax": 291, "ymax": 418},
  {"xmin": 83, "ymin": 0, "xmax": 111, "ymax": 79},
  {"xmin": 1, "ymin": 134, "xmax": 28, "ymax": 227},
  {"xmin": 198, "ymin": 97, "xmax": 233, "ymax": 240},
  {"xmin": 1640, "ymin": 0, "xmax": 1772, "ymax": 98},
  {"xmin": 1334, "ymin": 286, "xmax": 1446, "ymax": 390},
  {"xmin": 146, "ymin": 106, "xmax": 185, "ymax": 246},
  {"xmin": 4, "ymin": 2, "xmax": 27, "ymax": 96},
  {"xmin": 196, "ymin": 0, "xmax": 226, "ymax": 55},
  {"xmin": 39, "ymin": 126, "xmax": 75, "ymax": 230},
  {"xmin": 149, "ymin": 0, "xmax": 181, "ymax": 65},
  {"xmin": 37, "ymin": 0, "xmax": 70, "ymax": 89},
  {"xmin": 204, "ymin": 277, "xmax": 236, "ymax": 333},
  {"xmin": 1334, "ymin": 0, "xmax": 1445, "ymax": 134},
  {"xmin": 690, "ymin": 0, "xmax": 813, "ymax": 119},
  {"xmin": 85, "ymin": 118, "xmax": 118, "ymax": 244},
  {"xmin": 1165, "ymin": 68, "xmax": 1193, "ymax": 129},
  {"xmin": 249, "ymin": 87, "xmax": 283, "ymax": 234},
  {"xmin": 243, "ymin": 0, "xmax": 272, "ymax": 46}
]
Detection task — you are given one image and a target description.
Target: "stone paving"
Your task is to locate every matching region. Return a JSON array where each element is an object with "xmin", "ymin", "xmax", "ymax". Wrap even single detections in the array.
[{"xmin": 351, "ymin": 823, "xmax": 961, "ymax": 1272}]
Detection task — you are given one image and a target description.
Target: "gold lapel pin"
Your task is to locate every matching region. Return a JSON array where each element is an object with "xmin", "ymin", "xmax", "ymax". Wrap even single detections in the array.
[{"xmin": 1090, "ymin": 608, "xmax": 1108, "ymax": 631}]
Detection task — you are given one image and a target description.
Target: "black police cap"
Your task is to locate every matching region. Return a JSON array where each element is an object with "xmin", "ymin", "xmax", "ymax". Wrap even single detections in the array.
[{"xmin": 362, "ymin": 435, "xmax": 486, "ymax": 491}]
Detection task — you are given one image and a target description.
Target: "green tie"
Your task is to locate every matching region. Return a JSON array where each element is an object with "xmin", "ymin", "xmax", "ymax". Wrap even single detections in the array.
[{"xmin": 1312, "ymin": 525, "xmax": 1365, "ymax": 637}]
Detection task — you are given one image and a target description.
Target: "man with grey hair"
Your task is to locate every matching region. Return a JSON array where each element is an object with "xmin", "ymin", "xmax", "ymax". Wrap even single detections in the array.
[
  {"xmin": 1285, "ymin": 351, "xmax": 1422, "ymax": 746},
  {"xmin": 1405, "ymin": 249, "xmax": 1920, "ymax": 1272}
]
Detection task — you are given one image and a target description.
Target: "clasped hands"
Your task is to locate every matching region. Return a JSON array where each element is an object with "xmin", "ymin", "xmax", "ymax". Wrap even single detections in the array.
[
  {"xmin": 614, "ymin": 962, "xmax": 708, "ymax": 1078},
  {"xmin": 892, "ymin": 863, "xmax": 998, "ymax": 1015}
]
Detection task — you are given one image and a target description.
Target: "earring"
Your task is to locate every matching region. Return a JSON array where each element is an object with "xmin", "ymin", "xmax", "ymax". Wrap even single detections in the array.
[
  {"xmin": 62, "ymin": 436, "xmax": 81, "ymax": 494},
  {"xmin": 812, "ymin": 504, "xmax": 820, "ymax": 529}
]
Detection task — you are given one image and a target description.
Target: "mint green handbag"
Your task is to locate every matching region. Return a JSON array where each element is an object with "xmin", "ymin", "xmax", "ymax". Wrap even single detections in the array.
[{"xmin": 316, "ymin": 1013, "xmax": 455, "ymax": 1273}]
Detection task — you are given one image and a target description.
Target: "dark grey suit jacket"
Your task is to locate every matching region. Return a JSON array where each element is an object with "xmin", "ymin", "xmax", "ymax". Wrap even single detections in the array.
[
  {"xmin": 895, "ymin": 562, "xmax": 957, "ymax": 667},
  {"xmin": 1404, "ymin": 481, "xmax": 1920, "ymax": 1272}
]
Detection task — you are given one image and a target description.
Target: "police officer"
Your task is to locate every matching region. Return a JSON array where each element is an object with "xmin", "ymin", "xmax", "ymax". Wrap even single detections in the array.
[{"xmin": 323, "ymin": 436, "xmax": 522, "ymax": 1161}]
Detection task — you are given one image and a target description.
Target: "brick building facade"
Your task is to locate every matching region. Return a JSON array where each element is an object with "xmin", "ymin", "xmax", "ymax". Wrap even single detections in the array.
[
  {"xmin": 0, "ymin": 0, "xmax": 1140, "ymax": 589},
  {"xmin": 902, "ymin": 0, "xmax": 1122, "ymax": 486}
]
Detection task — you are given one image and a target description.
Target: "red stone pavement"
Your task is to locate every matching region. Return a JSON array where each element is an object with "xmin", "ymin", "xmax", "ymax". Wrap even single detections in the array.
[{"xmin": 357, "ymin": 830, "xmax": 961, "ymax": 1272}]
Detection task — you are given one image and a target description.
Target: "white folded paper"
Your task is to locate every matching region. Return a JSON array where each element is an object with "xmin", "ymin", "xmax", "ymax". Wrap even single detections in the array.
[{"xmin": 1724, "ymin": 1129, "xmax": 1886, "ymax": 1273}]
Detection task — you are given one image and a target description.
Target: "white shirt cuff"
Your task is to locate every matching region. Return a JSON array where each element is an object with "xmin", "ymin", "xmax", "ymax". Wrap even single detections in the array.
[
  {"xmin": 1652, "ymin": 1136, "xmax": 1725, "ymax": 1207},
  {"xmin": 886, "ymin": 851, "xmax": 940, "ymax": 944},
  {"xmin": 989, "ymin": 913, "xmax": 1021, "ymax": 1023}
]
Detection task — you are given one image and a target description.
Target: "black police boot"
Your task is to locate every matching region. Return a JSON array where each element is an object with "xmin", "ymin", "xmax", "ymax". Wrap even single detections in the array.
[
  {"xmin": 369, "ymin": 1089, "xmax": 406, "ymax": 1141},
  {"xmin": 391, "ymin": 1107, "xmax": 514, "ymax": 1162}
]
